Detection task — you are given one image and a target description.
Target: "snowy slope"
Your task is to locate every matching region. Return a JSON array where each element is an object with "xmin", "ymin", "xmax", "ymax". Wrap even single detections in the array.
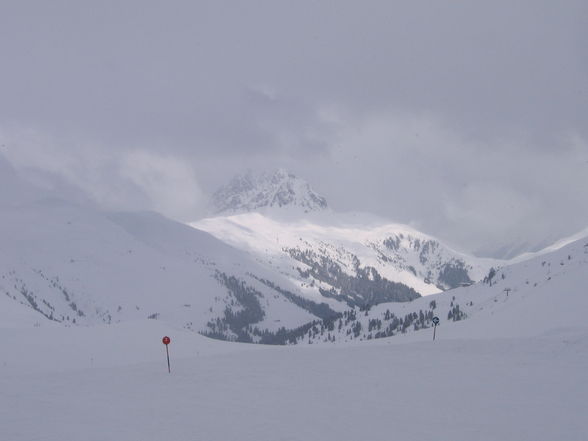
[
  {"xmin": 1, "ymin": 293, "xmax": 587, "ymax": 441},
  {"xmin": 193, "ymin": 211, "xmax": 499, "ymax": 305},
  {"xmin": 0, "ymin": 165, "xmax": 498, "ymax": 345},
  {"xmin": 509, "ymin": 225, "xmax": 588, "ymax": 263},
  {"xmin": 2, "ymin": 164, "xmax": 587, "ymax": 440},
  {"xmin": 194, "ymin": 170, "xmax": 501, "ymax": 317},
  {"xmin": 211, "ymin": 169, "xmax": 328, "ymax": 214},
  {"xmin": 0, "ymin": 157, "xmax": 333, "ymax": 340},
  {"xmin": 291, "ymin": 235, "xmax": 588, "ymax": 344}
]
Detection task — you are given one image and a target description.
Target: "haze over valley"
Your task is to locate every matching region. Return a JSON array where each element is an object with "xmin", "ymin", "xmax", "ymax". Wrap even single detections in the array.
[{"xmin": 1, "ymin": 2, "xmax": 587, "ymax": 440}]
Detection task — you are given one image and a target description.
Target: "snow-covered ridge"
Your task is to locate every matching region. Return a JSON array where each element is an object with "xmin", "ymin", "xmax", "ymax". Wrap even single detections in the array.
[
  {"xmin": 4, "ymin": 154, "xmax": 587, "ymax": 348},
  {"xmin": 202, "ymin": 170, "xmax": 499, "ymax": 303},
  {"xmin": 0, "ymin": 156, "xmax": 327, "ymax": 340},
  {"xmin": 192, "ymin": 211, "xmax": 499, "ymax": 303},
  {"xmin": 293, "ymin": 234, "xmax": 588, "ymax": 344},
  {"xmin": 211, "ymin": 169, "xmax": 328, "ymax": 215},
  {"xmin": 508, "ymin": 225, "xmax": 588, "ymax": 263}
]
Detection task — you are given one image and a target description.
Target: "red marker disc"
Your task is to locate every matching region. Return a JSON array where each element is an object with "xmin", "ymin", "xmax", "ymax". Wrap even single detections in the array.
[{"xmin": 162, "ymin": 336, "xmax": 171, "ymax": 345}]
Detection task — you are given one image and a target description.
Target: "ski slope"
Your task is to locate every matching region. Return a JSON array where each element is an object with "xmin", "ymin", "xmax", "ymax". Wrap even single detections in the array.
[
  {"xmin": 2, "ymin": 236, "xmax": 588, "ymax": 440},
  {"xmin": 1, "ymin": 299, "xmax": 586, "ymax": 441},
  {"xmin": 2, "ymin": 159, "xmax": 587, "ymax": 440},
  {"xmin": 0, "ymin": 155, "xmax": 328, "ymax": 339}
]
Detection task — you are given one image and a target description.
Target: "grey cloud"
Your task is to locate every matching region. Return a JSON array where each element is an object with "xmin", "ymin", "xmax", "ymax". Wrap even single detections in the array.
[
  {"xmin": 292, "ymin": 113, "xmax": 588, "ymax": 256},
  {"xmin": 0, "ymin": 1, "xmax": 586, "ymax": 256}
]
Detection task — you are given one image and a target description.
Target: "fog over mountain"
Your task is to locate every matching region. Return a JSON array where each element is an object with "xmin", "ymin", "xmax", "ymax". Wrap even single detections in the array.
[
  {"xmin": 2, "ymin": 5, "xmax": 588, "ymax": 439},
  {"xmin": 1, "ymin": 1, "xmax": 587, "ymax": 258},
  {"xmin": 210, "ymin": 169, "xmax": 328, "ymax": 215}
]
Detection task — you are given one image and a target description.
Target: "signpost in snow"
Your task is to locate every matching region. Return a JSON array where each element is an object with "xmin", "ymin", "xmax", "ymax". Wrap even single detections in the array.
[
  {"xmin": 162, "ymin": 336, "xmax": 171, "ymax": 373},
  {"xmin": 432, "ymin": 317, "xmax": 440, "ymax": 341}
]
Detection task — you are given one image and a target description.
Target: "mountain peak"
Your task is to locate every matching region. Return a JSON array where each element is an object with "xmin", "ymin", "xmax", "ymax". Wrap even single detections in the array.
[{"xmin": 211, "ymin": 169, "xmax": 328, "ymax": 215}]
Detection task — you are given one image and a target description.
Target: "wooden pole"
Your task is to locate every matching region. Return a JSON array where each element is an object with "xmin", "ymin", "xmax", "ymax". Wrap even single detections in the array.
[{"xmin": 166, "ymin": 344, "xmax": 171, "ymax": 373}]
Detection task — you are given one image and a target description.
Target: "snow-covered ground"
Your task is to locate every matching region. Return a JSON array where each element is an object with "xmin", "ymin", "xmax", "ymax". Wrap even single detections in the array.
[
  {"xmin": 2, "ymin": 325, "xmax": 586, "ymax": 441},
  {"xmin": 193, "ymin": 211, "xmax": 499, "ymax": 300},
  {"xmin": 195, "ymin": 170, "xmax": 502, "ymax": 302},
  {"xmin": 2, "ymin": 160, "xmax": 587, "ymax": 440},
  {"xmin": 2, "ymin": 272, "xmax": 587, "ymax": 441},
  {"xmin": 0, "ymin": 156, "xmax": 328, "ymax": 338},
  {"xmin": 291, "ymin": 235, "xmax": 588, "ymax": 344}
]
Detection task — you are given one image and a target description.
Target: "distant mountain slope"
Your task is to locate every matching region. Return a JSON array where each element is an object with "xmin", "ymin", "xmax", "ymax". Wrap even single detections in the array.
[
  {"xmin": 0, "ymin": 159, "xmax": 490, "ymax": 345},
  {"xmin": 198, "ymin": 170, "xmax": 500, "ymax": 305},
  {"xmin": 0, "ymin": 157, "xmax": 348, "ymax": 341},
  {"xmin": 193, "ymin": 211, "xmax": 498, "ymax": 303},
  {"xmin": 6, "ymin": 158, "xmax": 585, "ymax": 347},
  {"xmin": 0, "ymin": 200, "xmax": 347, "ymax": 340},
  {"xmin": 508, "ymin": 225, "xmax": 588, "ymax": 263},
  {"xmin": 288, "ymin": 235, "xmax": 588, "ymax": 344},
  {"xmin": 211, "ymin": 169, "xmax": 328, "ymax": 214},
  {"xmin": 191, "ymin": 170, "xmax": 588, "ymax": 344}
]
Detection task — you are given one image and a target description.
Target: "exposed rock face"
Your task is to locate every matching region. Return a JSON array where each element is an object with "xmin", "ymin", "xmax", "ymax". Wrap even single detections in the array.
[{"xmin": 211, "ymin": 169, "xmax": 328, "ymax": 214}]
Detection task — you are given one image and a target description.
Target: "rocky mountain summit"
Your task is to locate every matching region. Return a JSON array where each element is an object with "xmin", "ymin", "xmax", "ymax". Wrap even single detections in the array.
[{"xmin": 211, "ymin": 169, "xmax": 328, "ymax": 214}]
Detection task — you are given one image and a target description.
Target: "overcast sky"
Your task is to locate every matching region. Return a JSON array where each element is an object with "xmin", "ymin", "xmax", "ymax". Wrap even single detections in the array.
[{"xmin": 1, "ymin": 1, "xmax": 587, "ymax": 257}]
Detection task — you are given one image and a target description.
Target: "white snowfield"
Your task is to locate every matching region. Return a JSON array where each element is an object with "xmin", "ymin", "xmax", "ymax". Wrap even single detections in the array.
[
  {"xmin": 2, "ymin": 159, "xmax": 588, "ymax": 440},
  {"xmin": 290, "ymin": 234, "xmax": 588, "ymax": 344},
  {"xmin": 193, "ymin": 210, "xmax": 500, "ymax": 299},
  {"xmin": 2, "ymin": 238, "xmax": 587, "ymax": 441},
  {"xmin": 0, "ymin": 157, "xmax": 324, "ymax": 336},
  {"xmin": 0, "ymin": 157, "xmax": 508, "ymax": 344},
  {"xmin": 198, "ymin": 169, "xmax": 501, "ymax": 301}
]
